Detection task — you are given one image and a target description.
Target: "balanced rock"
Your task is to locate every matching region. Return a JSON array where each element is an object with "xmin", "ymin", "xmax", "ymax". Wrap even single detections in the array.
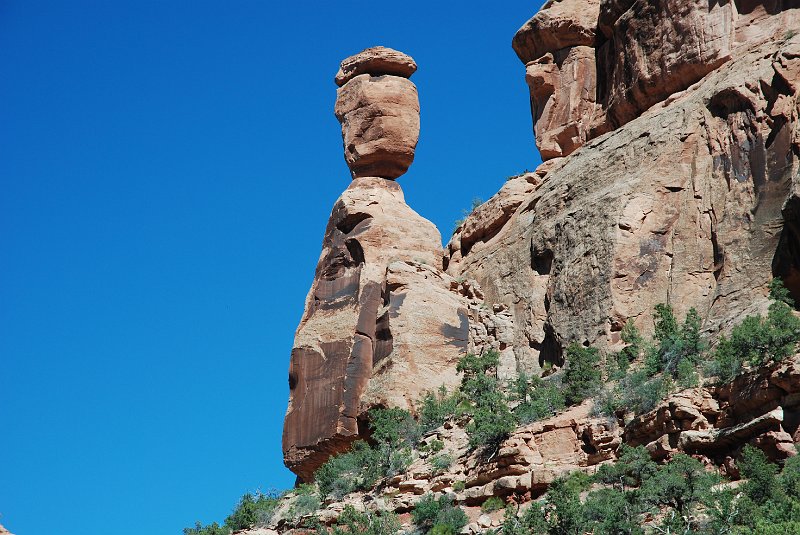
[
  {"xmin": 334, "ymin": 47, "xmax": 420, "ymax": 179},
  {"xmin": 284, "ymin": 50, "xmax": 469, "ymax": 481},
  {"xmin": 335, "ymin": 46, "xmax": 417, "ymax": 87}
]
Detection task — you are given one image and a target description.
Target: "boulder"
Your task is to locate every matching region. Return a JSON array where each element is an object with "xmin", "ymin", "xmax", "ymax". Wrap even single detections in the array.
[
  {"xmin": 335, "ymin": 46, "xmax": 417, "ymax": 87},
  {"xmin": 335, "ymin": 49, "xmax": 420, "ymax": 179}
]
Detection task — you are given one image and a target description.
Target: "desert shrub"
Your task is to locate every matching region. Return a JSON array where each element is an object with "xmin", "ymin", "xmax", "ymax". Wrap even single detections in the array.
[
  {"xmin": 595, "ymin": 445, "xmax": 658, "ymax": 490},
  {"xmin": 183, "ymin": 522, "xmax": 229, "ymax": 535},
  {"xmin": 457, "ymin": 350, "xmax": 516, "ymax": 450},
  {"xmin": 223, "ymin": 489, "xmax": 283, "ymax": 531},
  {"xmin": 500, "ymin": 502, "xmax": 548, "ymax": 535},
  {"xmin": 315, "ymin": 441, "xmax": 383, "ymax": 499},
  {"xmin": 429, "ymin": 452, "xmax": 453, "ymax": 474},
  {"xmin": 419, "ymin": 385, "xmax": 460, "ymax": 432},
  {"xmin": 329, "ymin": 505, "xmax": 400, "ymax": 535},
  {"xmin": 412, "ymin": 494, "xmax": 468, "ymax": 534},
  {"xmin": 453, "ymin": 197, "xmax": 483, "ymax": 232},
  {"xmin": 708, "ymin": 279, "xmax": 800, "ymax": 383},
  {"xmin": 452, "ymin": 480, "xmax": 465, "ymax": 492},
  {"xmin": 612, "ymin": 369, "xmax": 673, "ymax": 415},
  {"xmin": 616, "ymin": 320, "xmax": 644, "ymax": 373},
  {"xmin": 481, "ymin": 496, "xmax": 505, "ymax": 513},
  {"xmin": 288, "ymin": 484, "xmax": 320, "ymax": 519},
  {"xmin": 512, "ymin": 373, "xmax": 565, "ymax": 424},
  {"xmin": 563, "ymin": 344, "xmax": 602, "ymax": 406},
  {"xmin": 648, "ymin": 304, "xmax": 706, "ymax": 378},
  {"xmin": 641, "ymin": 454, "xmax": 717, "ymax": 532},
  {"xmin": 770, "ymin": 277, "xmax": 795, "ymax": 305}
]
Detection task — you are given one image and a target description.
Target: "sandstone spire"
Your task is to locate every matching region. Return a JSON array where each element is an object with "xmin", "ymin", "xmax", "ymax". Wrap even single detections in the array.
[
  {"xmin": 334, "ymin": 47, "xmax": 420, "ymax": 179},
  {"xmin": 283, "ymin": 48, "xmax": 467, "ymax": 482}
]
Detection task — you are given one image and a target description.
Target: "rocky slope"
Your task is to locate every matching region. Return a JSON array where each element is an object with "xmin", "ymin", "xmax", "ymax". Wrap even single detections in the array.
[{"xmin": 280, "ymin": 0, "xmax": 800, "ymax": 527}]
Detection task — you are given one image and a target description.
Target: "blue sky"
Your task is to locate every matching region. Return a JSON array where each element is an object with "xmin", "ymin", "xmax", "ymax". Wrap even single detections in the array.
[{"xmin": 0, "ymin": 1, "xmax": 544, "ymax": 534}]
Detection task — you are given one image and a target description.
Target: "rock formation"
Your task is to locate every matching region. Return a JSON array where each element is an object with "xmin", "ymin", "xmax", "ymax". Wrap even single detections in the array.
[
  {"xmin": 283, "ymin": 48, "xmax": 467, "ymax": 482},
  {"xmin": 334, "ymin": 47, "xmax": 420, "ymax": 179},
  {"xmin": 283, "ymin": 0, "xmax": 800, "ymax": 493},
  {"xmin": 452, "ymin": 0, "xmax": 800, "ymax": 376}
]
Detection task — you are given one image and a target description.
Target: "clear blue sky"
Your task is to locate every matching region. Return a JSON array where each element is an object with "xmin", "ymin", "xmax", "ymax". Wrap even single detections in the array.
[{"xmin": 0, "ymin": 1, "xmax": 544, "ymax": 534}]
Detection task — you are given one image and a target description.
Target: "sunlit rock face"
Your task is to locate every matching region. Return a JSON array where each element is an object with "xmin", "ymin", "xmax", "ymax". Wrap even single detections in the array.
[
  {"xmin": 283, "ymin": 50, "xmax": 469, "ymax": 482},
  {"xmin": 451, "ymin": 0, "xmax": 800, "ymax": 375},
  {"xmin": 334, "ymin": 47, "xmax": 420, "ymax": 180}
]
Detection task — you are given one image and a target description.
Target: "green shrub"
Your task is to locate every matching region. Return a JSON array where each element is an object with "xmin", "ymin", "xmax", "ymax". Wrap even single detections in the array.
[
  {"xmin": 563, "ymin": 344, "xmax": 602, "ymax": 406},
  {"xmin": 500, "ymin": 502, "xmax": 548, "ymax": 535},
  {"xmin": 223, "ymin": 490, "xmax": 283, "ymax": 531},
  {"xmin": 467, "ymin": 403, "xmax": 516, "ymax": 451},
  {"xmin": 288, "ymin": 484, "xmax": 320, "ymax": 519},
  {"xmin": 429, "ymin": 452, "xmax": 453, "ymax": 474},
  {"xmin": 481, "ymin": 496, "xmax": 505, "ymax": 513},
  {"xmin": 183, "ymin": 522, "xmax": 229, "ymax": 535},
  {"xmin": 498, "ymin": 444, "xmax": 800, "ymax": 534},
  {"xmin": 452, "ymin": 480, "xmax": 465, "ymax": 492},
  {"xmin": 739, "ymin": 445, "xmax": 781, "ymax": 505},
  {"xmin": 315, "ymin": 441, "xmax": 383, "ymax": 499},
  {"xmin": 512, "ymin": 373, "xmax": 565, "ymax": 424},
  {"xmin": 457, "ymin": 351, "xmax": 516, "ymax": 451},
  {"xmin": 648, "ymin": 304, "xmax": 706, "ymax": 378},
  {"xmin": 368, "ymin": 406, "xmax": 422, "ymax": 451},
  {"xmin": 544, "ymin": 472, "xmax": 591, "ymax": 535},
  {"xmin": 582, "ymin": 487, "xmax": 644, "ymax": 535},
  {"xmin": 595, "ymin": 445, "xmax": 658, "ymax": 490},
  {"xmin": 330, "ymin": 505, "xmax": 400, "ymax": 535},
  {"xmin": 430, "ymin": 505, "xmax": 469, "ymax": 535},
  {"xmin": 618, "ymin": 320, "xmax": 643, "ymax": 368},
  {"xmin": 709, "ymin": 279, "xmax": 800, "ymax": 383},
  {"xmin": 780, "ymin": 454, "xmax": 800, "ymax": 499},
  {"xmin": 770, "ymin": 277, "xmax": 795, "ymax": 306},
  {"xmin": 413, "ymin": 493, "xmax": 469, "ymax": 534},
  {"xmin": 640, "ymin": 453, "xmax": 717, "ymax": 531},
  {"xmin": 429, "ymin": 439, "xmax": 444, "ymax": 453},
  {"xmin": 419, "ymin": 385, "xmax": 460, "ymax": 432}
]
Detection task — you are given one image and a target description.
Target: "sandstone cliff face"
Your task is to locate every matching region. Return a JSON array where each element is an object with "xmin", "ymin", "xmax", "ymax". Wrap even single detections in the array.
[
  {"xmin": 284, "ymin": 1, "xmax": 800, "ymax": 484},
  {"xmin": 452, "ymin": 1, "xmax": 800, "ymax": 375}
]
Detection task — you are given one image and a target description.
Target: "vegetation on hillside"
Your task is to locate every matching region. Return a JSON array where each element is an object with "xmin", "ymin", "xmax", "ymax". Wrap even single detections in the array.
[
  {"xmin": 500, "ymin": 444, "xmax": 800, "ymax": 534},
  {"xmin": 185, "ymin": 280, "xmax": 800, "ymax": 534}
]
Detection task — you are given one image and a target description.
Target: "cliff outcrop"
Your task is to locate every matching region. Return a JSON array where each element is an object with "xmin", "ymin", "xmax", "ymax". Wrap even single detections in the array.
[{"xmin": 283, "ymin": 0, "xmax": 800, "ymax": 498}]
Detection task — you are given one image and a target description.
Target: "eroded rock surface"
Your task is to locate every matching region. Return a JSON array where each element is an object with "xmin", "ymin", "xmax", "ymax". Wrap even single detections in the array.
[
  {"xmin": 284, "ymin": 49, "xmax": 470, "ymax": 482},
  {"xmin": 335, "ymin": 46, "xmax": 417, "ymax": 87},
  {"xmin": 335, "ymin": 48, "xmax": 420, "ymax": 179},
  {"xmin": 283, "ymin": 177, "xmax": 462, "ymax": 481},
  {"xmin": 513, "ymin": 0, "xmax": 800, "ymax": 159},
  {"xmin": 451, "ymin": 32, "xmax": 800, "ymax": 374}
]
